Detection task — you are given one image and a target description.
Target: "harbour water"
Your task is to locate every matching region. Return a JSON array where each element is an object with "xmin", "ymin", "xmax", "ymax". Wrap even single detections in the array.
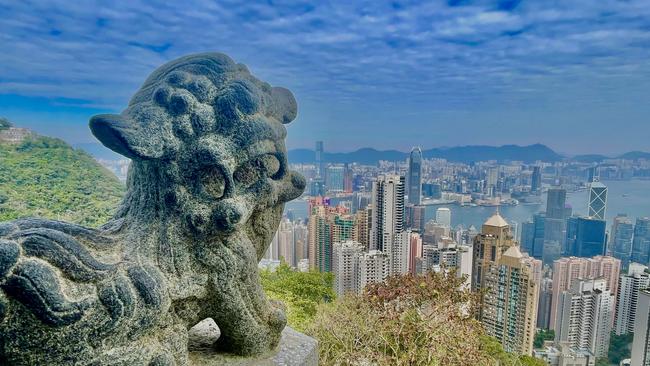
[{"xmin": 284, "ymin": 179, "xmax": 650, "ymax": 231}]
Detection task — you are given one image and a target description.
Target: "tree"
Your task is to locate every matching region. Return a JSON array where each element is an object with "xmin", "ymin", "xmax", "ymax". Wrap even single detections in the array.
[
  {"xmin": 260, "ymin": 262, "xmax": 335, "ymax": 332},
  {"xmin": 306, "ymin": 271, "xmax": 541, "ymax": 365},
  {"xmin": 608, "ymin": 332, "xmax": 634, "ymax": 364},
  {"xmin": 533, "ymin": 329, "xmax": 555, "ymax": 349}
]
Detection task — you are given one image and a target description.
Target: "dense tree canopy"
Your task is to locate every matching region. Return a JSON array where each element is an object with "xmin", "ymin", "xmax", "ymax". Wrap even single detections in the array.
[
  {"xmin": 0, "ymin": 136, "xmax": 124, "ymax": 227},
  {"xmin": 260, "ymin": 262, "xmax": 335, "ymax": 332},
  {"xmin": 305, "ymin": 271, "xmax": 544, "ymax": 366}
]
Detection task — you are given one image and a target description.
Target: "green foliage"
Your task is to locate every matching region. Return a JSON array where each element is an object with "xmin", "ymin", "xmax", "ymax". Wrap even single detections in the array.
[
  {"xmin": 595, "ymin": 357, "xmax": 610, "ymax": 366},
  {"xmin": 0, "ymin": 135, "xmax": 124, "ymax": 227},
  {"xmin": 260, "ymin": 262, "xmax": 335, "ymax": 332},
  {"xmin": 533, "ymin": 329, "xmax": 555, "ymax": 349},
  {"xmin": 608, "ymin": 332, "xmax": 633, "ymax": 364},
  {"xmin": 0, "ymin": 117, "xmax": 11, "ymax": 130},
  {"xmin": 306, "ymin": 271, "xmax": 539, "ymax": 366},
  {"xmin": 480, "ymin": 336, "xmax": 546, "ymax": 366}
]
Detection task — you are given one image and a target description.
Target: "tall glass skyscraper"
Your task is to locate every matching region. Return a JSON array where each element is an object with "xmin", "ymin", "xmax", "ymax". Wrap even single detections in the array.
[
  {"xmin": 611, "ymin": 215, "xmax": 634, "ymax": 269},
  {"xmin": 588, "ymin": 181, "xmax": 608, "ymax": 220},
  {"xmin": 407, "ymin": 147, "xmax": 422, "ymax": 205},
  {"xmin": 566, "ymin": 216, "xmax": 607, "ymax": 258},
  {"xmin": 631, "ymin": 217, "xmax": 650, "ymax": 265}
]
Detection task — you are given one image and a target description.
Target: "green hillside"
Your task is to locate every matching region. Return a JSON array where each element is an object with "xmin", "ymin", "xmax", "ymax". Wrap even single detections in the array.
[{"xmin": 0, "ymin": 135, "xmax": 125, "ymax": 227}]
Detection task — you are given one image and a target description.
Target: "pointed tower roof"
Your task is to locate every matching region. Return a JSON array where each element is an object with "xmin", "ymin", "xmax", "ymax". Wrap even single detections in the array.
[
  {"xmin": 484, "ymin": 211, "xmax": 509, "ymax": 227},
  {"xmin": 503, "ymin": 245, "xmax": 524, "ymax": 259}
]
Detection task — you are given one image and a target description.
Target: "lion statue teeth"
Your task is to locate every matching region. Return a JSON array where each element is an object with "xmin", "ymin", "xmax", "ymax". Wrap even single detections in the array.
[{"xmin": 0, "ymin": 52, "xmax": 305, "ymax": 365}]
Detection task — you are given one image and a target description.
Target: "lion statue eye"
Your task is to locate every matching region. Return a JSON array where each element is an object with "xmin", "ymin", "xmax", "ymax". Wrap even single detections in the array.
[
  {"xmin": 234, "ymin": 154, "xmax": 282, "ymax": 188},
  {"xmin": 200, "ymin": 167, "xmax": 226, "ymax": 199}
]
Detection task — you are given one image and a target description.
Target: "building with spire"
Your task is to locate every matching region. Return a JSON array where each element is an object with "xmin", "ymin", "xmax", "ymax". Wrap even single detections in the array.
[{"xmin": 407, "ymin": 147, "xmax": 423, "ymax": 205}]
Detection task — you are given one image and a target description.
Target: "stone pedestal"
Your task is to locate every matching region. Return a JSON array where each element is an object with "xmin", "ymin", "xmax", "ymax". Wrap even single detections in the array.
[{"xmin": 188, "ymin": 319, "xmax": 318, "ymax": 366}]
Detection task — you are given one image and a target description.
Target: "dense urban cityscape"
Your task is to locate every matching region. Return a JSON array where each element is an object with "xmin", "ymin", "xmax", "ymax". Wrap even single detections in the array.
[{"xmin": 248, "ymin": 141, "xmax": 650, "ymax": 366}]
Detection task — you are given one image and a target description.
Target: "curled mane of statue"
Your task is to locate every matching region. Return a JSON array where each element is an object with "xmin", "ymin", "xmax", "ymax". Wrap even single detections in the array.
[{"xmin": 0, "ymin": 53, "xmax": 306, "ymax": 365}]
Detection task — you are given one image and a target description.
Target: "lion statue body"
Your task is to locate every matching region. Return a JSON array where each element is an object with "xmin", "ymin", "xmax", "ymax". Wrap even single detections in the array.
[{"xmin": 0, "ymin": 53, "xmax": 305, "ymax": 365}]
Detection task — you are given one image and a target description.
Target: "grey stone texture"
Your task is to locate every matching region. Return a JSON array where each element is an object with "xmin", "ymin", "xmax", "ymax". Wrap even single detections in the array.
[
  {"xmin": 188, "ymin": 319, "xmax": 318, "ymax": 365},
  {"xmin": 0, "ymin": 52, "xmax": 309, "ymax": 365}
]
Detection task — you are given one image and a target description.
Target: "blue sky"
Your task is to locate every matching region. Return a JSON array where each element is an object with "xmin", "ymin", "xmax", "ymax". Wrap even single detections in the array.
[{"xmin": 1, "ymin": 0, "xmax": 649, "ymax": 155}]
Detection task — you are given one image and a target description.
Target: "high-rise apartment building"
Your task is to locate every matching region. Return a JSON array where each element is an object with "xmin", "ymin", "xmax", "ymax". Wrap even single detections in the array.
[
  {"xmin": 611, "ymin": 215, "xmax": 634, "ymax": 269},
  {"xmin": 308, "ymin": 203, "xmax": 353, "ymax": 272},
  {"xmin": 436, "ymin": 207, "xmax": 452, "ymax": 228},
  {"xmin": 481, "ymin": 245, "xmax": 540, "ymax": 355},
  {"xmin": 407, "ymin": 147, "xmax": 422, "ymax": 205},
  {"xmin": 554, "ymin": 278, "xmax": 614, "ymax": 359},
  {"xmin": 588, "ymin": 182, "xmax": 607, "ymax": 220},
  {"xmin": 615, "ymin": 263, "xmax": 650, "ymax": 336},
  {"xmin": 472, "ymin": 212, "xmax": 516, "ymax": 294},
  {"xmin": 370, "ymin": 175, "xmax": 405, "ymax": 253},
  {"xmin": 631, "ymin": 289, "xmax": 650, "ymax": 366},
  {"xmin": 550, "ymin": 256, "xmax": 621, "ymax": 331},
  {"xmin": 332, "ymin": 240, "xmax": 364, "ymax": 297},
  {"xmin": 632, "ymin": 217, "xmax": 650, "ymax": 265},
  {"xmin": 566, "ymin": 216, "xmax": 606, "ymax": 258},
  {"xmin": 357, "ymin": 250, "xmax": 390, "ymax": 293},
  {"xmin": 354, "ymin": 207, "xmax": 372, "ymax": 250}
]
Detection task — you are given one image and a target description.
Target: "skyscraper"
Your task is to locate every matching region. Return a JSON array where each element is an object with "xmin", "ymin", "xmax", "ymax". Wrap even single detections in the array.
[
  {"xmin": 615, "ymin": 263, "xmax": 650, "ymax": 336},
  {"xmin": 521, "ymin": 213, "xmax": 545, "ymax": 260},
  {"xmin": 546, "ymin": 187, "xmax": 567, "ymax": 219},
  {"xmin": 405, "ymin": 204, "xmax": 426, "ymax": 233},
  {"xmin": 357, "ymin": 250, "xmax": 390, "ymax": 293},
  {"xmin": 566, "ymin": 216, "xmax": 606, "ymax": 258},
  {"xmin": 588, "ymin": 181, "xmax": 607, "ymax": 220},
  {"xmin": 550, "ymin": 256, "xmax": 621, "ymax": 331},
  {"xmin": 481, "ymin": 245, "xmax": 540, "ymax": 355},
  {"xmin": 541, "ymin": 187, "xmax": 569, "ymax": 264},
  {"xmin": 531, "ymin": 166, "xmax": 542, "ymax": 194},
  {"xmin": 554, "ymin": 278, "xmax": 614, "ymax": 359},
  {"xmin": 332, "ymin": 240, "xmax": 364, "ymax": 297},
  {"xmin": 471, "ymin": 212, "xmax": 516, "ymax": 294},
  {"xmin": 611, "ymin": 215, "xmax": 634, "ymax": 269},
  {"xmin": 326, "ymin": 165, "xmax": 345, "ymax": 192},
  {"xmin": 631, "ymin": 289, "xmax": 650, "ymax": 366},
  {"xmin": 407, "ymin": 147, "xmax": 423, "ymax": 205},
  {"xmin": 537, "ymin": 277, "xmax": 553, "ymax": 329},
  {"xmin": 315, "ymin": 140, "xmax": 325, "ymax": 178},
  {"xmin": 632, "ymin": 217, "xmax": 650, "ymax": 265},
  {"xmin": 435, "ymin": 207, "xmax": 452, "ymax": 228},
  {"xmin": 370, "ymin": 175, "xmax": 405, "ymax": 252},
  {"xmin": 308, "ymin": 202, "xmax": 352, "ymax": 272}
]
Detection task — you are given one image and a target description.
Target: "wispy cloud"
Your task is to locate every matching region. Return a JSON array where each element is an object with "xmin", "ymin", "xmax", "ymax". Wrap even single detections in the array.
[{"xmin": 0, "ymin": 0, "xmax": 649, "ymax": 153}]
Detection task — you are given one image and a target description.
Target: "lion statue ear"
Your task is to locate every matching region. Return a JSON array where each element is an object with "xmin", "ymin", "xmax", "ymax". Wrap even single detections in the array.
[
  {"xmin": 269, "ymin": 87, "xmax": 297, "ymax": 124},
  {"xmin": 89, "ymin": 114, "xmax": 165, "ymax": 160}
]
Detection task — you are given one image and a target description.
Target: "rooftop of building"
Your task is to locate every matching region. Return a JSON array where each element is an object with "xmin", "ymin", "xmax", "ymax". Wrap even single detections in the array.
[{"xmin": 483, "ymin": 211, "xmax": 509, "ymax": 227}]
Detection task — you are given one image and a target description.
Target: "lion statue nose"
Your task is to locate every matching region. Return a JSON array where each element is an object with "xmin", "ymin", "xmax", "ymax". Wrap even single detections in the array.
[{"xmin": 214, "ymin": 201, "xmax": 245, "ymax": 233}]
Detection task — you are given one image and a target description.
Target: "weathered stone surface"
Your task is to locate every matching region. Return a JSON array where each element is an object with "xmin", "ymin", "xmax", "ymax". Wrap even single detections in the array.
[
  {"xmin": 188, "ymin": 319, "xmax": 318, "ymax": 365},
  {"xmin": 0, "ymin": 53, "xmax": 307, "ymax": 365}
]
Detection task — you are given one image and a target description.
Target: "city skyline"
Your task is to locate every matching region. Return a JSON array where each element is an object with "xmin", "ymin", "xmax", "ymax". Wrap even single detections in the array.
[{"xmin": 2, "ymin": 1, "xmax": 650, "ymax": 154}]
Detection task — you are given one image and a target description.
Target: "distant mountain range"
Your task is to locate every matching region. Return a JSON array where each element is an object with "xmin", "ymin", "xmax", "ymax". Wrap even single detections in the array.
[
  {"xmin": 73, "ymin": 142, "xmax": 650, "ymax": 165},
  {"xmin": 289, "ymin": 144, "xmax": 563, "ymax": 164}
]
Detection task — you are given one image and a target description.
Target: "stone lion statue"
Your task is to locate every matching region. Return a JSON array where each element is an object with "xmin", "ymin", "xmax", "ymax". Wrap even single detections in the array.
[{"xmin": 0, "ymin": 53, "xmax": 305, "ymax": 365}]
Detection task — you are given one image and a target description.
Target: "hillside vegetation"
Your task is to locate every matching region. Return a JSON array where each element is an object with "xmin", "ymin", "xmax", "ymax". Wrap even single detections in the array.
[{"xmin": 0, "ymin": 135, "xmax": 125, "ymax": 227}]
